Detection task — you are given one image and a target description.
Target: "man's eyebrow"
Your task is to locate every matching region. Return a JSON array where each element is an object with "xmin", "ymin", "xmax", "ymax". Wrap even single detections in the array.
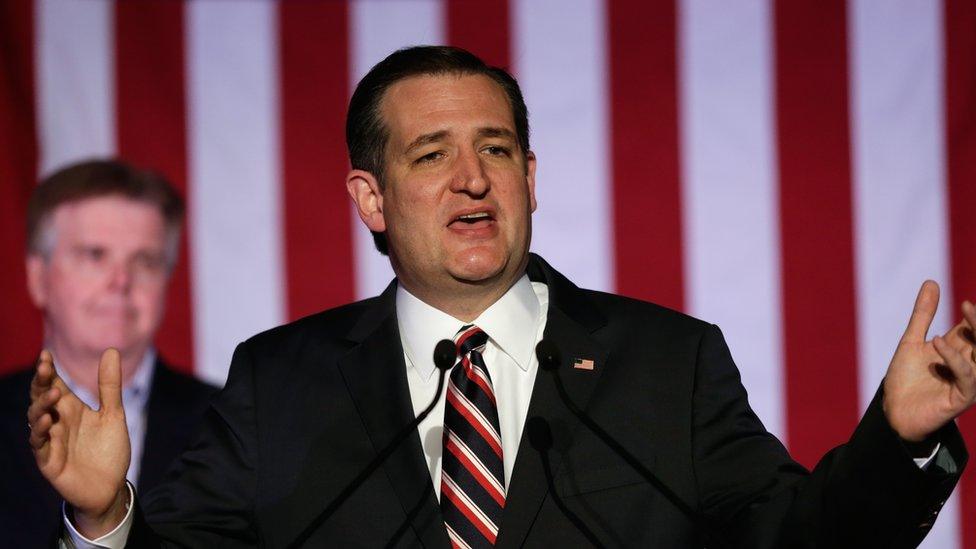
[
  {"xmin": 404, "ymin": 130, "xmax": 449, "ymax": 154},
  {"xmin": 477, "ymin": 127, "xmax": 516, "ymax": 140},
  {"xmin": 403, "ymin": 127, "xmax": 517, "ymax": 155}
]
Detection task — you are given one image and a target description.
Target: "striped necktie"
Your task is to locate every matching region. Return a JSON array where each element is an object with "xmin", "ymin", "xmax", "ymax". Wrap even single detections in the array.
[{"xmin": 441, "ymin": 325, "xmax": 505, "ymax": 548}]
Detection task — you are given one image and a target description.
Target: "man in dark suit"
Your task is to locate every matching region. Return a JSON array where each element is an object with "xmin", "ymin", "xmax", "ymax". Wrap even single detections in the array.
[
  {"xmin": 28, "ymin": 47, "xmax": 975, "ymax": 548},
  {"xmin": 2, "ymin": 160, "xmax": 216, "ymax": 548}
]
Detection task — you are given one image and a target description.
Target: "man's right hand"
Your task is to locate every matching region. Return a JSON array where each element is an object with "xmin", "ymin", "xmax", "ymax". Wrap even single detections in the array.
[{"xmin": 27, "ymin": 348, "xmax": 131, "ymax": 539}]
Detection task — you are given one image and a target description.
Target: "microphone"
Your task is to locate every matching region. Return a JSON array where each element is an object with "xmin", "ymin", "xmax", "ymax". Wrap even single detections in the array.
[
  {"xmin": 287, "ymin": 339, "xmax": 457, "ymax": 548},
  {"xmin": 527, "ymin": 416, "xmax": 605, "ymax": 547},
  {"xmin": 535, "ymin": 340, "xmax": 726, "ymax": 548}
]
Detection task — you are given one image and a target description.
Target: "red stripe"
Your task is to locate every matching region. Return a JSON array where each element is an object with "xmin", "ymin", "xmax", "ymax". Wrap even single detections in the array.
[
  {"xmin": 774, "ymin": 0, "xmax": 859, "ymax": 469},
  {"xmin": 115, "ymin": 1, "xmax": 194, "ymax": 375},
  {"xmin": 446, "ymin": 0, "xmax": 511, "ymax": 71},
  {"xmin": 608, "ymin": 0, "xmax": 684, "ymax": 311},
  {"xmin": 944, "ymin": 1, "xmax": 976, "ymax": 546},
  {"xmin": 279, "ymin": 1, "xmax": 355, "ymax": 320},
  {"xmin": 0, "ymin": 0, "xmax": 41, "ymax": 374},
  {"xmin": 445, "ymin": 435, "xmax": 506, "ymax": 507},
  {"xmin": 442, "ymin": 476, "xmax": 498, "ymax": 544},
  {"xmin": 447, "ymin": 387, "xmax": 503, "ymax": 458},
  {"xmin": 462, "ymin": 358, "xmax": 496, "ymax": 405},
  {"xmin": 455, "ymin": 327, "xmax": 483, "ymax": 353}
]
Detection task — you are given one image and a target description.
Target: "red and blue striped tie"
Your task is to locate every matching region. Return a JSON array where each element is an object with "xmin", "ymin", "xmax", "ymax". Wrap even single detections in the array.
[{"xmin": 441, "ymin": 325, "xmax": 505, "ymax": 548}]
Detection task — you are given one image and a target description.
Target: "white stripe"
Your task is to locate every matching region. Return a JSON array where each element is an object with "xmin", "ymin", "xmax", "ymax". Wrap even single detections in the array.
[
  {"xmin": 187, "ymin": 1, "xmax": 285, "ymax": 385},
  {"xmin": 678, "ymin": 0, "xmax": 785, "ymax": 440},
  {"xmin": 449, "ymin": 384, "xmax": 502, "ymax": 448},
  {"xmin": 447, "ymin": 430, "xmax": 506, "ymax": 495},
  {"xmin": 848, "ymin": 2, "xmax": 957, "ymax": 548},
  {"xmin": 36, "ymin": 0, "xmax": 115, "ymax": 174},
  {"xmin": 442, "ymin": 473, "xmax": 499, "ymax": 535},
  {"xmin": 511, "ymin": 0, "xmax": 613, "ymax": 292},
  {"xmin": 466, "ymin": 360, "xmax": 493, "ymax": 394},
  {"xmin": 349, "ymin": 0, "xmax": 445, "ymax": 299},
  {"xmin": 446, "ymin": 525, "xmax": 474, "ymax": 549}
]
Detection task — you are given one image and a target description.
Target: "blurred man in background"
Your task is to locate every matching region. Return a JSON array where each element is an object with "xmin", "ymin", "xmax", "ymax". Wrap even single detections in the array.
[{"xmin": 0, "ymin": 159, "xmax": 216, "ymax": 548}]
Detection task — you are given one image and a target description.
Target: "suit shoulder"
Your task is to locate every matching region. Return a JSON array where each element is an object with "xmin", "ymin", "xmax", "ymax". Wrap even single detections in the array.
[
  {"xmin": 236, "ymin": 296, "xmax": 380, "ymax": 359},
  {"xmin": 581, "ymin": 288, "xmax": 713, "ymax": 337},
  {"xmin": 154, "ymin": 361, "xmax": 220, "ymax": 398}
]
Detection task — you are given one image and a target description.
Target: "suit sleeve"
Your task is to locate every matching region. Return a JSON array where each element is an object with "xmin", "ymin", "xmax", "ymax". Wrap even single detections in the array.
[
  {"xmin": 691, "ymin": 324, "xmax": 967, "ymax": 549},
  {"xmin": 125, "ymin": 342, "xmax": 263, "ymax": 548}
]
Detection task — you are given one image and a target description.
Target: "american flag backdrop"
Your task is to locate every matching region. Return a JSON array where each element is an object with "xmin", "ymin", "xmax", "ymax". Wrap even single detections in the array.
[{"xmin": 0, "ymin": 0, "xmax": 974, "ymax": 546}]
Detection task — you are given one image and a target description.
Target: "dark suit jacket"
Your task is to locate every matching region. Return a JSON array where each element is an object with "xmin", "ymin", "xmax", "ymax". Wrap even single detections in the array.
[
  {"xmin": 0, "ymin": 358, "xmax": 217, "ymax": 549},
  {"xmin": 129, "ymin": 255, "xmax": 966, "ymax": 548}
]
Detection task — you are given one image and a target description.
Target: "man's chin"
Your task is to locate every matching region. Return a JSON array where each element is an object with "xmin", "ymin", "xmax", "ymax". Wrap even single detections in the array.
[
  {"xmin": 84, "ymin": 338, "xmax": 142, "ymax": 358},
  {"xmin": 447, "ymin": 250, "xmax": 508, "ymax": 284}
]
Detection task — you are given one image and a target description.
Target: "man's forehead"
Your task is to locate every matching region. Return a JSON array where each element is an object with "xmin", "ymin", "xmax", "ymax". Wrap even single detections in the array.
[
  {"xmin": 379, "ymin": 73, "xmax": 516, "ymax": 144},
  {"xmin": 50, "ymin": 196, "xmax": 167, "ymax": 240}
]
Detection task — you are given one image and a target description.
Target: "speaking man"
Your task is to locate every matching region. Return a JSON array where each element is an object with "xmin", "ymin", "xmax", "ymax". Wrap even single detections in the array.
[
  {"xmin": 2, "ymin": 160, "xmax": 216, "ymax": 548},
  {"xmin": 29, "ymin": 48, "xmax": 974, "ymax": 548}
]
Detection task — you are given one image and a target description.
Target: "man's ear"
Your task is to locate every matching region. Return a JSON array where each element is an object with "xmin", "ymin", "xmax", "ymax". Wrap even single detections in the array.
[
  {"xmin": 525, "ymin": 150, "xmax": 538, "ymax": 213},
  {"xmin": 346, "ymin": 169, "xmax": 386, "ymax": 233},
  {"xmin": 25, "ymin": 254, "xmax": 48, "ymax": 308}
]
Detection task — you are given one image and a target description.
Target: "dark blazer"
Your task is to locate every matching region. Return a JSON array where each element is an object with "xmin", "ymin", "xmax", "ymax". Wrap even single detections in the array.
[
  {"xmin": 0, "ymin": 358, "xmax": 217, "ymax": 549},
  {"xmin": 129, "ymin": 254, "xmax": 966, "ymax": 548}
]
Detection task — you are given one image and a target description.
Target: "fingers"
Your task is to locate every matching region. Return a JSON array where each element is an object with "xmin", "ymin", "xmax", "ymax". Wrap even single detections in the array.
[
  {"xmin": 28, "ymin": 410, "xmax": 54, "ymax": 450},
  {"xmin": 97, "ymin": 348, "xmax": 124, "ymax": 413},
  {"xmin": 963, "ymin": 301, "xmax": 976, "ymax": 339},
  {"xmin": 901, "ymin": 281, "xmax": 941, "ymax": 344},
  {"xmin": 29, "ymin": 350, "xmax": 56, "ymax": 401},
  {"xmin": 27, "ymin": 385, "xmax": 60, "ymax": 430},
  {"xmin": 933, "ymin": 335, "xmax": 976, "ymax": 398}
]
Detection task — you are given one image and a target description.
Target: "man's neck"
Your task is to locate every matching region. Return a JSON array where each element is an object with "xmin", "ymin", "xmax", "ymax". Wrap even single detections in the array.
[
  {"xmin": 45, "ymin": 336, "xmax": 145, "ymax": 396},
  {"xmin": 398, "ymin": 275, "xmax": 522, "ymax": 322}
]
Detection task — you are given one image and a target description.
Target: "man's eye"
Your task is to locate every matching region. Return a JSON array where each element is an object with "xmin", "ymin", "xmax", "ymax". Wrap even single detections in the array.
[
  {"xmin": 133, "ymin": 253, "xmax": 166, "ymax": 272},
  {"xmin": 415, "ymin": 151, "xmax": 444, "ymax": 164},
  {"xmin": 483, "ymin": 145, "xmax": 511, "ymax": 157},
  {"xmin": 80, "ymin": 247, "xmax": 106, "ymax": 262}
]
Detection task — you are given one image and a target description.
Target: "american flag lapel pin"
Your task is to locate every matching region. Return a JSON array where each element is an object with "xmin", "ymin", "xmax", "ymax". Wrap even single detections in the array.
[{"xmin": 573, "ymin": 358, "xmax": 595, "ymax": 371}]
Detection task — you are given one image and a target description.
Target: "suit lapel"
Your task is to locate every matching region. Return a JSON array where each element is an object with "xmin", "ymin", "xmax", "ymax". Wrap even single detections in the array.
[
  {"xmin": 495, "ymin": 256, "xmax": 610, "ymax": 548},
  {"xmin": 338, "ymin": 282, "xmax": 451, "ymax": 549}
]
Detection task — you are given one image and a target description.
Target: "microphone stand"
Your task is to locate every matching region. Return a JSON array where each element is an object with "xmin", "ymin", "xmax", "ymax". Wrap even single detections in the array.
[
  {"xmin": 536, "ymin": 341, "xmax": 727, "ymax": 549},
  {"xmin": 286, "ymin": 340, "xmax": 457, "ymax": 548},
  {"xmin": 526, "ymin": 416, "xmax": 606, "ymax": 548}
]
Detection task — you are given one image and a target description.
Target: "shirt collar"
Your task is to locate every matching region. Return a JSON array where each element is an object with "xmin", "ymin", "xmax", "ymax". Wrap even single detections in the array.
[
  {"xmin": 396, "ymin": 274, "xmax": 542, "ymax": 381},
  {"xmin": 55, "ymin": 349, "xmax": 156, "ymax": 411}
]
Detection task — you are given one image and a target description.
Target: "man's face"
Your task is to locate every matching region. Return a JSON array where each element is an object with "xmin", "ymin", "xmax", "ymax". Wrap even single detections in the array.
[
  {"xmin": 360, "ymin": 73, "xmax": 537, "ymax": 299},
  {"xmin": 26, "ymin": 195, "xmax": 171, "ymax": 360}
]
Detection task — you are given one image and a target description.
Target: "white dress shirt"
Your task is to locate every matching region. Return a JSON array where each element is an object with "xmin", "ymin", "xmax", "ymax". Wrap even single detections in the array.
[{"xmin": 397, "ymin": 275, "xmax": 549, "ymax": 495}]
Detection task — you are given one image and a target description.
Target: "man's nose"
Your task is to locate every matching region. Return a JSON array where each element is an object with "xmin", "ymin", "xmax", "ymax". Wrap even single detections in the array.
[
  {"xmin": 105, "ymin": 261, "xmax": 133, "ymax": 293},
  {"xmin": 450, "ymin": 149, "xmax": 490, "ymax": 196}
]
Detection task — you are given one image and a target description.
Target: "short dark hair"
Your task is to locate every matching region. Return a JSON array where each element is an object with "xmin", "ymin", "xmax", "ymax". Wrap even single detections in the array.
[
  {"xmin": 346, "ymin": 45, "xmax": 531, "ymax": 254},
  {"xmin": 26, "ymin": 159, "xmax": 185, "ymax": 267}
]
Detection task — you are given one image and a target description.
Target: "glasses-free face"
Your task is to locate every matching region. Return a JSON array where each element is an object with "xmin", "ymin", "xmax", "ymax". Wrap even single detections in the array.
[
  {"xmin": 27, "ymin": 195, "xmax": 172, "ymax": 363},
  {"xmin": 348, "ymin": 73, "xmax": 537, "ymax": 312}
]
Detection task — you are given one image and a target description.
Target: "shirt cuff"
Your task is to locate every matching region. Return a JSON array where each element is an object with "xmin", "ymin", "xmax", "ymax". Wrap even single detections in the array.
[
  {"xmin": 913, "ymin": 442, "xmax": 941, "ymax": 471},
  {"xmin": 61, "ymin": 482, "xmax": 135, "ymax": 549}
]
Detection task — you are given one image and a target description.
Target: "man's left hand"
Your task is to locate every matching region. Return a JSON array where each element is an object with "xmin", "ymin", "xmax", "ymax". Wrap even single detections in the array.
[{"xmin": 883, "ymin": 280, "xmax": 976, "ymax": 443}]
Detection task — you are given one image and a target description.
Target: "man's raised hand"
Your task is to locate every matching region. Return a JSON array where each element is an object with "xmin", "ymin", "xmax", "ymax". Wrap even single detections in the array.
[
  {"xmin": 883, "ymin": 280, "xmax": 976, "ymax": 443},
  {"xmin": 27, "ymin": 348, "xmax": 132, "ymax": 538}
]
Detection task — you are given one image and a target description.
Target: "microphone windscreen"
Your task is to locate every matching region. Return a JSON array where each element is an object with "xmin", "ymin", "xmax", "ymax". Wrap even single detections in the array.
[
  {"xmin": 433, "ymin": 339, "xmax": 457, "ymax": 371},
  {"xmin": 535, "ymin": 340, "xmax": 561, "ymax": 371},
  {"xmin": 526, "ymin": 416, "xmax": 554, "ymax": 451}
]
